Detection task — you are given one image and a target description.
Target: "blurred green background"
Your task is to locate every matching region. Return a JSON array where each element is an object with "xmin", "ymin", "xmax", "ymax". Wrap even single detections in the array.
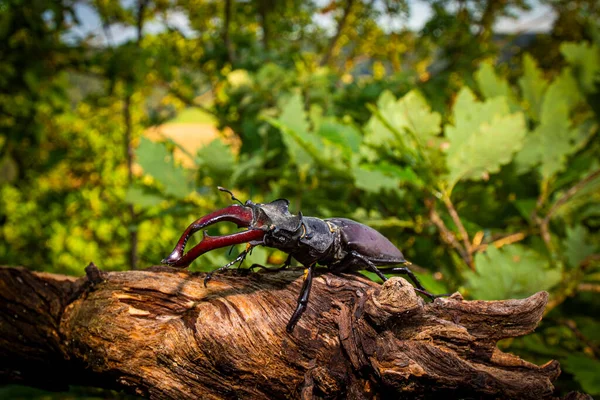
[{"xmin": 1, "ymin": 0, "xmax": 599, "ymax": 397}]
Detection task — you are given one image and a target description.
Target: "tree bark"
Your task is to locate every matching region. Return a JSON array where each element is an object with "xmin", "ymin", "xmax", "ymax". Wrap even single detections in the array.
[{"xmin": 0, "ymin": 264, "xmax": 578, "ymax": 399}]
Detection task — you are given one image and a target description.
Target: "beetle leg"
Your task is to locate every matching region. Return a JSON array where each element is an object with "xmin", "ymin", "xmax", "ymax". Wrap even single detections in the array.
[
  {"xmin": 204, "ymin": 245, "xmax": 252, "ymax": 287},
  {"xmin": 281, "ymin": 253, "xmax": 293, "ymax": 269},
  {"xmin": 249, "ymin": 253, "xmax": 295, "ymax": 273},
  {"xmin": 286, "ymin": 263, "xmax": 315, "ymax": 333},
  {"xmin": 385, "ymin": 267, "xmax": 444, "ymax": 300},
  {"xmin": 349, "ymin": 251, "xmax": 389, "ymax": 281},
  {"xmin": 350, "ymin": 251, "xmax": 440, "ymax": 300}
]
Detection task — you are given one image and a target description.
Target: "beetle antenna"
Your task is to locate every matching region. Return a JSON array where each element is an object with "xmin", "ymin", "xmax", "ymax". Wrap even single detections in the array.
[{"xmin": 218, "ymin": 186, "xmax": 244, "ymax": 206}]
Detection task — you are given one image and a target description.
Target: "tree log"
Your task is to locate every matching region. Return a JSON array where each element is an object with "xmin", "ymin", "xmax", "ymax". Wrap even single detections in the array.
[{"xmin": 0, "ymin": 264, "xmax": 573, "ymax": 399}]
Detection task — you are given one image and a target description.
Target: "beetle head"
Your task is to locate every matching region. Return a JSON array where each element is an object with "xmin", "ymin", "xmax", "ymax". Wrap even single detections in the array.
[
  {"xmin": 249, "ymin": 199, "xmax": 303, "ymax": 232},
  {"xmin": 161, "ymin": 189, "xmax": 303, "ymax": 267}
]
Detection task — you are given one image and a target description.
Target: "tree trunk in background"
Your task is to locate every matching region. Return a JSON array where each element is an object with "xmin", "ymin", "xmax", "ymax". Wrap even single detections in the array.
[
  {"xmin": 123, "ymin": 0, "xmax": 148, "ymax": 270},
  {"xmin": 258, "ymin": 0, "xmax": 270, "ymax": 52},
  {"xmin": 0, "ymin": 264, "xmax": 588, "ymax": 399},
  {"xmin": 223, "ymin": 0, "xmax": 235, "ymax": 65},
  {"xmin": 320, "ymin": 0, "xmax": 356, "ymax": 67}
]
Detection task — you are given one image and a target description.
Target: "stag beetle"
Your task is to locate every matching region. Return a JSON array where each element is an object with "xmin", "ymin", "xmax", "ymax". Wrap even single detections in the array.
[{"xmin": 162, "ymin": 187, "xmax": 443, "ymax": 332}]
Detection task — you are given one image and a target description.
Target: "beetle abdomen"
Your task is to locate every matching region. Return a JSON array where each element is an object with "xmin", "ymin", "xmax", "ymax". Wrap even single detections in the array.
[{"xmin": 327, "ymin": 218, "xmax": 406, "ymax": 265}]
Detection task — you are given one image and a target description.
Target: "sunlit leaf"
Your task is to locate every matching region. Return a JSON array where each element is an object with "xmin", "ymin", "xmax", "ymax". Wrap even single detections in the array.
[
  {"xmin": 267, "ymin": 93, "xmax": 350, "ymax": 177},
  {"xmin": 352, "ymin": 165, "xmax": 399, "ymax": 193},
  {"xmin": 317, "ymin": 119, "xmax": 361, "ymax": 158},
  {"xmin": 136, "ymin": 137, "xmax": 192, "ymax": 199},
  {"xmin": 518, "ymin": 54, "xmax": 549, "ymax": 121},
  {"xmin": 475, "ymin": 62, "xmax": 512, "ymax": 100},
  {"xmin": 561, "ymin": 42, "xmax": 600, "ymax": 94},
  {"xmin": 227, "ymin": 69, "xmax": 252, "ymax": 88},
  {"xmin": 364, "ymin": 90, "xmax": 441, "ymax": 158},
  {"xmin": 375, "ymin": 162, "xmax": 424, "ymax": 188},
  {"xmin": 445, "ymin": 87, "xmax": 526, "ymax": 188},
  {"xmin": 272, "ymin": 92, "xmax": 317, "ymax": 169},
  {"xmin": 515, "ymin": 70, "xmax": 587, "ymax": 178}
]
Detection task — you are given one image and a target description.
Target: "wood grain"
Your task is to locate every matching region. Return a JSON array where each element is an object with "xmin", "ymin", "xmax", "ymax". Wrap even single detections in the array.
[{"xmin": 0, "ymin": 264, "xmax": 575, "ymax": 399}]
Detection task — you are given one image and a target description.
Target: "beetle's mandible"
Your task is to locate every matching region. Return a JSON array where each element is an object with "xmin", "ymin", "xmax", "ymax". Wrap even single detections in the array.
[{"xmin": 162, "ymin": 187, "xmax": 444, "ymax": 332}]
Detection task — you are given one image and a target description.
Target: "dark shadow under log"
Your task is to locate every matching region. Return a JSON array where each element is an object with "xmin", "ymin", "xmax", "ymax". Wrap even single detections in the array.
[{"xmin": 0, "ymin": 264, "xmax": 581, "ymax": 399}]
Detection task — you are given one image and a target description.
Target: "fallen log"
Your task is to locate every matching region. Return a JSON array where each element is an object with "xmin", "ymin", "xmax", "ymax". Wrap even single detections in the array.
[{"xmin": 0, "ymin": 263, "xmax": 576, "ymax": 399}]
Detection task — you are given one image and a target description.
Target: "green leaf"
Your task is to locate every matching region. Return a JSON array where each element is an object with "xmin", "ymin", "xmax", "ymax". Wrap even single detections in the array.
[
  {"xmin": 445, "ymin": 87, "xmax": 527, "ymax": 188},
  {"xmin": 376, "ymin": 162, "xmax": 424, "ymax": 188},
  {"xmin": 563, "ymin": 354, "xmax": 600, "ymax": 395},
  {"xmin": 136, "ymin": 137, "xmax": 192, "ymax": 199},
  {"xmin": 125, "ymin": 186, "xmax": 165, "ymax": 208},
  {"xmin": 466, "ymin": 245, "xmax": 561, "ymax": 300},
  {"xmin": 513, "ymin": 198, "xmax": 537, "ymax": 222},
  {"xmin": 352, "ymin": 165, "xmax": 399, "ymax": 193},
  {"xmin": 413, "ymin": 272, "xmax": 448, "ymax": 295},
  {"xmin": 230, "ymin": 151, "xmax": 274, "ymax": 187},
  {"xmin": 515, "ymin": 70, "xmax": 586, "ymax": 178},
  {"xmin": 515, "ymin": 104, "xmax": 576, "ymax": 178},
  {"xmin": 554, "ymin": 167, "xmax": 600, "ymax": 220},
  {"xmin": 196, "ymin": 140, "xmax": 235, "ymax": 182},
  {"xmin": 364, "ymin": 90, "xmax": 442, "ymax": 158},
  {"xmin": 578, "ymin": 318, "xmax": 600, "ymax": 342},
  {"xmin": 475, "ymin": 62, "xmax": 512, "ymax": 100},
  {"xmin": 317, "ymin": 119, "xmax": 361, "ymax": 159},
  {"xmin": 275, "ymin": 92, "xmax": 314, "ymax": 168},
  {"xmin": 561, "ymin": 42, "xmax": 600, "ymax": 94},
  {"xmin": 279, "ymin": 93, "xmax": 311, "ymax": 139},
  {"xmin": 266, "ymin": 93, "xmax": 350, "ymax": 177},
  {"xmin": 564, "ymin": 225, "xmax": 596, "ymax": 269},
  {"xmin": 518, "ymin": 54, "xmax": 549, "ymax": 121},
  {"xmin": 542, "ymin": 67, "xmax": 584, "ymax": 115}
]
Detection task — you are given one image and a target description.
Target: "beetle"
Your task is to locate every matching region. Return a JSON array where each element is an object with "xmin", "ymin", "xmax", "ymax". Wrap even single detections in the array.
[{"xmin": 162, "ymin": 187, "xmax": 443, "ymax": 332}]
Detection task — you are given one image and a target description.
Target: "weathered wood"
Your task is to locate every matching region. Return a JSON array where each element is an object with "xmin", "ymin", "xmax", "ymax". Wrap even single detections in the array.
[{"xmin": 0, "ymin": 264, "xmax": 575, "ymax": 399}]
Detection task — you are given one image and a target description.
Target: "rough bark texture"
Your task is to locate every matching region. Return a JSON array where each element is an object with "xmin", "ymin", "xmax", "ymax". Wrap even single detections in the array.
[{"xmin": 0, "ymin": 264, "xmax": 582, "ymax": 399}]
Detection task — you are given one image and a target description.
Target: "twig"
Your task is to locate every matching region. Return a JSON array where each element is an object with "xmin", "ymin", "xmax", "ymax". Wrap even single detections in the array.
[
  {"xmin": 442, "ymin": 195, "xmax": 474, "ymax": 270},
  {"xmin": 581, "ymin": 254, "xmax": 600, "ymax": 268},
  {"xmin": 472, "ymin": 231, "xmax": 484, "ymax": 248},
  {"xmin": 426, "ymin": 199, "xmax": 469, "ymax": 263},
  {"xmin": 544, "ymin": 168, "xmax": 600, "ymax": 223},
  {"xmin": 538, "ymin": 169, "xmax": 600, "ymax": 256},
  {"xmin": 531, "ymin": 178, "xmax": 550, "ymax": 223},
  {"xmin": 561, "ymin": 319, "xmax": 600, "ymax": 359},
  {"xmin": 473, "ymin": 232, "xmax": 527, "ymax": 253},
  {"xmin": 577, "ymin": 283, "xmax": 600, "ymax": 293}
]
